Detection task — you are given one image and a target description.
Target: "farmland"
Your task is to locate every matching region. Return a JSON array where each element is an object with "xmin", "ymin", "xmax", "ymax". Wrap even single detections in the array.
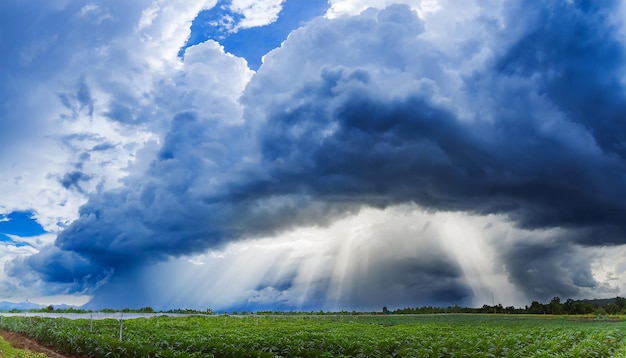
[
  {"xmin": 0, "ymin": 333, "xmax": 47, "ymax": 357},
  {"xmin": 1, "ymin": 314, "xmax": 625, "ymax": 357}
]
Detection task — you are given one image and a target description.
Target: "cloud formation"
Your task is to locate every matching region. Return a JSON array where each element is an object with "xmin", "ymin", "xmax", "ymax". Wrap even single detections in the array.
[
  {"xmin": 245, "ymin": 1, "xmax": 626, "ymax": 241},
  {"xmin": 0, "ymin": 0, "xmax": 215, "ymax": 231},
  {"xmin": 81, "ymin": 207, "xmax": 519, "ymax": 311},
  {"xmin": 230, "ymin": 0, "xmax": 286, "ymax": 30},
  {"xmin": 4, "ymin": 0, "xmax": 626, "ymax": 309}
]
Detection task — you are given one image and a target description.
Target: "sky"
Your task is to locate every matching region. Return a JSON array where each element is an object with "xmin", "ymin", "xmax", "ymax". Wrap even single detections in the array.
[{"xmin": 1, "ymin": 0, "xmax": 626, "ymax": 312}]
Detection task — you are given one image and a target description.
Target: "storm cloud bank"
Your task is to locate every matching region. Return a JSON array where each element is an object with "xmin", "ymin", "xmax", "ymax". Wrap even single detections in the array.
[
  {"xmin": 7, "ymin": 1, "xmax": 626, "ymax": 308},
  {"xmin": 243, "ymin": 1, "xmax": 626, "ymax": 238}
]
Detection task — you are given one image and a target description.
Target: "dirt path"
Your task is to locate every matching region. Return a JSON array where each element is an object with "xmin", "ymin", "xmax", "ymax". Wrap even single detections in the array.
[{"xmin": 0, "ymin": 330, "xmax": 73, "ymax": 358}]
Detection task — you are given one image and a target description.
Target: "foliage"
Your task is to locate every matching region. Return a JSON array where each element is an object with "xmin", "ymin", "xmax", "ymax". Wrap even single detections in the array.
[
  {"xmin": 163, "ymin": 308, "xmax": 214, "ymax": 315},
  {"xmin": 0, "ymin": 336, "xmax": 47, "ymax": 358},
  {"xmin": 31, "ymin": 306, "xmax": 92, "ymax": 314},
  {"xmin": 0, "ymin": 314, "xmax": 624, "ymax": 357},
  {"xmin": 393, "ymin": 296, "xmax": 626, "ymax": 316}
]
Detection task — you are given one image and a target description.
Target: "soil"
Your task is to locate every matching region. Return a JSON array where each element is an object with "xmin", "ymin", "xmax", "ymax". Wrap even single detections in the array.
[{"xmin": 0, "ymin": 330, "xmax": 74, "ymax": 358}]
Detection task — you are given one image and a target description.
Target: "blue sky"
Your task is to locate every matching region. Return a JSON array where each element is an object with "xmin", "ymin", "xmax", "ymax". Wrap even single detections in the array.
[
  {"xmin": 2, "ymin": 0, "xmax": 626, "ymax": 311},
  {"xmin": 182, "ymin": 0, "xmax": 329, "ymax": 70},
  {"xmin": 0, "ymin": 212, "xmax": 46, "ymax": 237},
  {"xmin": 0, "ymin": 212, "xmax": 46, "ymax": 247}
]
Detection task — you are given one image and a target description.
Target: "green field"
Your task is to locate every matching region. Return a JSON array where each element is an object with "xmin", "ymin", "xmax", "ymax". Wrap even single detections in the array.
[
  {"xmin": 1, "ymin": 314, "xmax": 625, "ymax": 357},
  {"xmin": 0, "ymin": 336, "xmax": 47, "ymax": 358}
]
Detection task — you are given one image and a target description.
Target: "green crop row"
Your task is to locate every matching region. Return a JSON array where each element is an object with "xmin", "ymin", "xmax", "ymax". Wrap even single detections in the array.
[{"xmin": 0, "ymin": 314, "xmax": 624, "ymax": 357}]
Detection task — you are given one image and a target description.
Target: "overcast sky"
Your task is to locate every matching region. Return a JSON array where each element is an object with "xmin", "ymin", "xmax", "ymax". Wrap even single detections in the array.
[{"xmin": 2, "ymin": 0, "xmax": 626, "ymax": 312}]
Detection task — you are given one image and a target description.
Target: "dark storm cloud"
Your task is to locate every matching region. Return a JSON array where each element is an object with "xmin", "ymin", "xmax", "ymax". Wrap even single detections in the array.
[
  {"xmin": 9, "ymin": 1, "xmax": 626, "ymax": 307},
  {"xmin": 500, "ymin": 239, "xmax": 605, "ymax": 302},
  {"xmin": 253, "ymin": 79, "xmax": 626, "ymax": 243},
  {"xmin": 6, "ymin": 245, "xmax": 108, "ymax": 292},
  {"xmin": 248, "ymin": 1, "xmax": 626, "ymax": 242},
  {"xmin": 41, "ymin": 111, "xmax": 352, "ymax": 273},
  {"xmin": 339, "ymin": 255, "xmax": 471, "ymax": 308},
  {"xmin": 498, "ymin": 0, "xmax": 626, "ymax": 158}
]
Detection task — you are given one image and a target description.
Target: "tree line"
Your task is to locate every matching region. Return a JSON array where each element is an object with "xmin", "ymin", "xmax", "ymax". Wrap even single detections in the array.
[
  {"xmin": 392, "ymin": 296, "xmax": 626, "ymax": 315},
  {"xmin": 5, "ymin": 296, "xmax": 625, "ymax": 316}
]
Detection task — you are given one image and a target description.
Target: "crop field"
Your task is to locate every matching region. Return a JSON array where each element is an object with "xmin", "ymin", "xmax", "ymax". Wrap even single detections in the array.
[{"xmin": 1, "ymin": 314, "xmax": 625, "ymax": 357}]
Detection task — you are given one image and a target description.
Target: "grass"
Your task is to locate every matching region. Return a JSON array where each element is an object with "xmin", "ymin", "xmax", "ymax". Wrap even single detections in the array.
[{"xmin": 0, "ymin": 336, "xmax": 47, "ymax": 358}]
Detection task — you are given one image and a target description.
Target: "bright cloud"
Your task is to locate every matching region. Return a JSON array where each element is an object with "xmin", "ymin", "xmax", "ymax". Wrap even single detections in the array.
[
  {"xmin": 230, "ymin": 0, "xmax": 285, "ymax": 30},
  {"xmin": 84, "ymin": 206, "xmax": 615, "ymax": 311},
  {"xmin": 327, "ymin": 0, "xmax": 422, "ymax": 18}
]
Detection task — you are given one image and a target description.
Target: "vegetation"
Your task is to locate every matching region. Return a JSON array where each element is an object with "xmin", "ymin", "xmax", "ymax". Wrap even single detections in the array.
[
  {"xmin": 163, "ymin": 308, "xmax": 214, "ymax": 315},
  {"xmin": 0, "ymin": 314, "xmax": 624, "ymax": 357},
  {"xmin": 4, "ymin": 295, "xmax": 624, "ymax": 317},
  {"xmin": 0, "ymin": 296, "xmax": 625, "ymax": 356},
  {"xmin": 391, "ymin": 296, "xmax": 626, "ymax": 316},
  {"xmin": 0, "ymin": 336, "xmax": 46, "ymax": 358}
]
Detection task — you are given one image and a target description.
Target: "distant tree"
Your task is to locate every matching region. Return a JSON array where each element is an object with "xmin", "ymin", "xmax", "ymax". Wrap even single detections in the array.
[
  {"xmin": 549, "ymin": 296, "xmax": 563, "ymax": 315},
  {"xmin": 528, "ymin": 301, "xmax": 545, "ymax": 314},
  {"xmin": 615, "ymin": 296, "xmax": 626, "ymax": 311},
  {"xmin": 604, "ymin": 303, "xmax": 620, "ymax": 315},
  {"xmin": 46, "ymin": 305, "xmax": 54, "ymax": 312},
  {"xmin": 576, "ymin": 301, "xmax": 595, "ymax": 314},
  {"xmin": 563, "ymin": 299, "xmax": 575, "ymax": 315},
  {"xmin": 382, "ymin": 306, "xmax": 389, "ymax": 314}
]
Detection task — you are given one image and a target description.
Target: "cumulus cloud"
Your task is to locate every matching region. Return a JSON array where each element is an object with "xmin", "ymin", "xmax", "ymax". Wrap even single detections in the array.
[
  {"xmin": 199, "ymin": 0, "xmax": 287, "ymax": 37},
  {"xmin": 326, "ymin": 0, "xmax": 432, "ymax": 18},
  {"xmin": 0, "ymin": 0, "xmax": 230, "ymax": 229},
  {"xmin": 244, "ymin": 2, "xmax": 626, "ymax": 241},
  {"xmin": 1, "ymin": 0, "xmax": 217, "ymax": 301},
  {"xmin": 4, "ymin": 0, "xmax": 626, "ymax": 309},
  {"xmin": 230, "ymin": 0, "xmax": 285, "ymax": 30}
]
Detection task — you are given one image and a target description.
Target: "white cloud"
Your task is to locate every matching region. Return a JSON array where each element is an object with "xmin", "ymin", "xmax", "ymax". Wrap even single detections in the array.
[
  {"xmin": 326, "ymin": 0, "xmax": 438, "ymax": 19},
  {"xmin": 132, "ymin": 0, "xmax": 217, "ymax": 66},
  {"xmin": 230, "ymin": 0, "xmax": 285, "ymax": 30},
  {"xmin": 324, "ymin": 0, "xmax": 504, "ymax": 77},
  {"xmin": 29, "ymin": 295, "xmax": 92, "ymax": 307},
  {"xmin": 0, "ymin": 0, "xmax": 222, "ymax": 233},
  {"xmin": 589, "ymin": 245, "xmax": 626, "ymax": 297},
  {"xmin": 3, "ymin": 233, "xmax": 56, "ymax": 250},
  {"xmin": 0, "ymin": 243, "xmax": 40, "ymax": 301},
  {"xmin": 179, "ymin": 40, "xmax": 254, "ymax": 119},
  {"xmin": 78, "ymin": 3, "xmax": 112, "ymax": 24}
]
